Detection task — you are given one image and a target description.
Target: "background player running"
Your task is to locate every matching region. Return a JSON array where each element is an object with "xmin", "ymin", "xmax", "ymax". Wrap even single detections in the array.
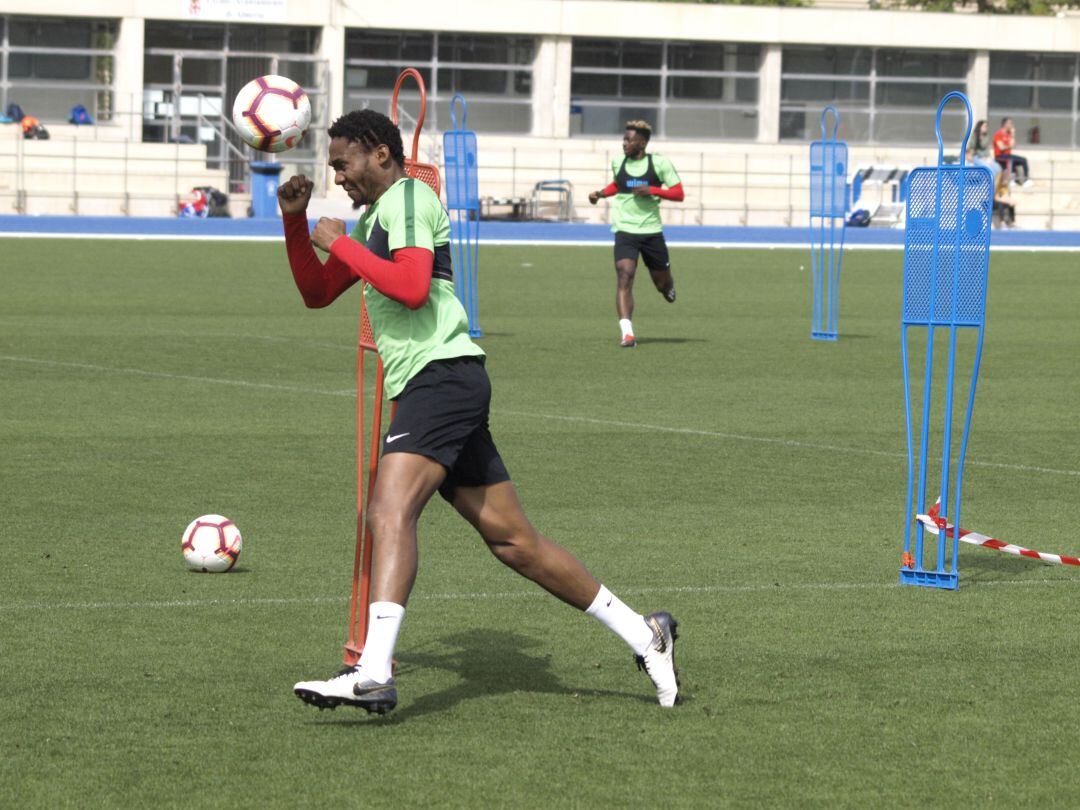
[
  {"xmin": 277, "ymin": 109, "xmax": 681, "ymax": 713},
  {"xmin": 588, "ymin": 120, "xmax": 685, "ymax": 348}
]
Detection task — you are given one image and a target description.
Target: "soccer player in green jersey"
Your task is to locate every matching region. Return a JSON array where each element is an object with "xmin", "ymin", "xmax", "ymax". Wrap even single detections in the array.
[
  {"xmin": 278, "ymin": 109, "xmax": 681, "ymax": 712},
  {"xmin": 589, "ymin": 120, "xmax": 685, "ymax": 348}
]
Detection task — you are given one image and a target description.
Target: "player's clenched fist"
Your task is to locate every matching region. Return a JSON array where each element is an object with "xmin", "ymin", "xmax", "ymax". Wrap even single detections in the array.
[
  {"xmin": 278, "ymin": 175, "xmax": 314, "ymax": 215},
  {"xmin": 310, "ymin": 217, "xmax": 347, "ymax": 252}
]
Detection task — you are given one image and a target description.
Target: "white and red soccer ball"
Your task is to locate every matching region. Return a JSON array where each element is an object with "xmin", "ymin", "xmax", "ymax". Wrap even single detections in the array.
[
  {"xmin": 182, "ymin": 515, "xmax": 242, "ymax": 573},
  {"xmin": 231, "ymin": 75, "xmax": 311, "ymax": 153}
]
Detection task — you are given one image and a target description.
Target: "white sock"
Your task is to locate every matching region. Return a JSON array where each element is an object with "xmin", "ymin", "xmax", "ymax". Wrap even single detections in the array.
[
  {"xmin": 357, "ymin": 601, "xmax": 404, "ymax": 683},
  {"xmin": 619, "ymin": 318, "xmax": 634, "ymax": 337},
  {"xmin": 586, "ymin": 585, "xmax": 653, "ymax": 656}
]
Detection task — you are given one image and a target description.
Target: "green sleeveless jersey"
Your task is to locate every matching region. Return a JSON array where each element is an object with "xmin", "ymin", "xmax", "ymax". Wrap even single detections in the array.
[
  {"xmin": 608, "ymin": 153, "xmax": 680, "ymax": 234},
  {"xmin": 350, "ymin": 177, "xmax": 483, "ymax": 399}
]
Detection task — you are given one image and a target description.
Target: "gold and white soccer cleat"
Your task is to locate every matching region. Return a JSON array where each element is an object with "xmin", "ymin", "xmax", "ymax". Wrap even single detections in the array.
[{"xmin": 635, "ymin": 611, "xmax": 681, "ymax": 707}]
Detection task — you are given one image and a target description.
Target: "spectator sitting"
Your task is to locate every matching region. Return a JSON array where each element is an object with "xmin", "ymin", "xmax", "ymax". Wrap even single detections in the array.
[
  {"xmin": 179, "ymin": 189, "xmax": 209, "ymax": 219},
  {"xmin": 967, "ymin": 120, "xmax": 1002, "ymax": 181},
  {"xmin": 992, "ymin": 171, "xmax": 1016, "ymax": 229},
  {"xmin": 993, "ymin": 117, "xmax": 1032, "ymax": 187}
]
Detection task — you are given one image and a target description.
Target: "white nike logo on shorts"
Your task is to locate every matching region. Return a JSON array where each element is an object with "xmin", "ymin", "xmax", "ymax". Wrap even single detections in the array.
[{"xmin": 386, "ymin": 432, "xmax": 410, "ymax": 443}]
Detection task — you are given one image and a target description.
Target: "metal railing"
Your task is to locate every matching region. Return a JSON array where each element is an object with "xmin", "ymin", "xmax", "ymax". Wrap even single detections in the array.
[
  {"xmin": 0, "ymin": 97, "xmax": 328, "ymax": 216},
  {"xmin": 471, "ymin": 147, "xmax": 1080, "ymax": 230},
  {"xmin": 2, "ymin": 120, "xmax": 1078, "ymax": 227},
  {"xmin": 0, "ymin": 120, "xmax": 231, "ymax": 216}
]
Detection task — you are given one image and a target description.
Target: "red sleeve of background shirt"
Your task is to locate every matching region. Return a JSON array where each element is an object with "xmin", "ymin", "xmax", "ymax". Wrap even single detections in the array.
[
  {"xmin": 992, "ymin": 129, "xmax": 1010, "ymax": 157},
  {"xmin": 647, "ymin": 182, "xmax": 685, "ymax": 202},
  {"xmin": 282, "ymin": 212, "xmax": 358, "ymax": 308},
  {"xmin": 599, "ymin": 182, "xmax": 618, "ymax": 197},
  {"xmin": 329, "ymin": 237, "xmax": 433, "ymax": 310}
]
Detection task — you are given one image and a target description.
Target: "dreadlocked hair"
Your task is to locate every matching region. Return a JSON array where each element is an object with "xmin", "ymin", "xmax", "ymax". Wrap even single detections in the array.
[{"xmin": 328, "ymin": 109, "xmax": 406, "ymax": 168}]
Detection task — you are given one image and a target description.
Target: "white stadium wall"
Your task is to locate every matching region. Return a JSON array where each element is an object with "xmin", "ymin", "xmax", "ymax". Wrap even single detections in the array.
[{"xmin": 1, "ymin": 0, "xmax": 1079, "ymax": 226}]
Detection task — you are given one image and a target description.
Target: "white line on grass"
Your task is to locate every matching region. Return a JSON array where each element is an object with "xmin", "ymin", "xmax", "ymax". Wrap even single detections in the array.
[
  {"xmin": 497, "ymin": 408, "xmax": 1080, "ymax": 479},
  {"xmin": 2, "ymin": 576, "xmax": 1077, "ymax": 613},
  {"xmin": 0, "ymin": 355, "xmax": 356, "ymax": 398},
  {"xmin": 4, "ymin": 232, "xmax": 1080, "ymax": 252},
  {"xmin": 3, "ymin": 354, "xmax": 1078, "ymax": 478}
]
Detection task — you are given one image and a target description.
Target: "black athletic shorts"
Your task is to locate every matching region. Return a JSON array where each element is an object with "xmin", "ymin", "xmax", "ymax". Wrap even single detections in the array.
[
  {"xmin": 383, "ymin": 356, "xmax": 510, "ymax": 502},
  {"xmin": 614, "ymin": 231, "xmax": 670, "ymax": 272}
]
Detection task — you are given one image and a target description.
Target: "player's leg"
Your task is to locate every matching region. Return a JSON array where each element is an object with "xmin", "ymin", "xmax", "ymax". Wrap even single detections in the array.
[
  {"xmin": 292, "ymin": 451, "xmax": 445, "ymax": 713},
  {"xmin": 451, "ymin": 479, "xmax": 681, "ymax": 707},
  {"xmin": 454, "ymin": 480, "xmax": 598, "ymax": 608},
  {"xmin": 643, "ymin": 233, "xmax": 676, "ymax": 303},
  {"xmin": 294, "ymin": 361, "xmax": 462, "ymax": 714},
  {"xmin": 613, "ymin": 232, "xmax": 639, "ymax": 347},
  {"xmin": 1012, "ymin": 154, "xmax": 1031, "ymax": 185},
  {"xmin": 365, "ymin": 451, "xmax": 447, "ymax": 606}
]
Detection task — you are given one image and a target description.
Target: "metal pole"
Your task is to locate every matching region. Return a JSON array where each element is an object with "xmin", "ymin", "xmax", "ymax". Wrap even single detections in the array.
[
  {"xmin": 71, "ymin": 135, "xmax": 78, "ymax": 215},
  {"xmin": 15, "ymin": 125, "xmax": 25, "ymax": 214},
  {"xmin": 123, "ymin": 138, "xmax": 130, "ymax": 216},
  {"xmin": 743, "ymin": 152, "xmax": 749, "ymax": 225},
  {"xmin": 699, "ymin": 151, "xmax": 704, "ymax": 225},
  {"xmin": 787, "ymin": 153, "xmax": 794, "ymax": 226},
  {"xmin": 174, "ymin": 141, "xmax": 181, "ymax": 215},
  {"xmin": 1048, "ymin": 158, "xmax": 1055, "ymax": 230}
]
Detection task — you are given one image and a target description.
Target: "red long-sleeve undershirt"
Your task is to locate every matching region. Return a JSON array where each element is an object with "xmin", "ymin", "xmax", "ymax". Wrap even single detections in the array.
[
  {"xmin": 649, "ymin": 183, "xmax": 685, "ymax": 201},
  {"xmin": 282, "ymin": 212, "xmax": 432, "ymax": 310},
  {"xmin": 599, "ymin": 181, "xmax": 685, "ymax": 201}
]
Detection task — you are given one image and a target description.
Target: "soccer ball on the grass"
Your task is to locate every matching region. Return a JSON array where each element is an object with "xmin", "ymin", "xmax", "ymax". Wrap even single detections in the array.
[
  {"xmin": 231, "ymin": 75, "xmax": 311, "ymax": 153},
  {"xmin": 182, "ymin": 515, "xmax": 242, "ymax": 573}
]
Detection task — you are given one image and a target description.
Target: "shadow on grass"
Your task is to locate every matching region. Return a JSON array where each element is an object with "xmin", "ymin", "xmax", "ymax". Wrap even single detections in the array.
[
  {"xmin": 959, "ymin": 552, "xmax": 1070, "ymax": 584},
  {"xmin": 187, "ymin": 567, "xmax": 252, "ymax": 575},
  {"xmin": 634, "ymin": 337, "xmax": 707, "ymax": 345},
  {"xmin": 310, "ymin": 628, "xmax": 649, "ymax": 726}
]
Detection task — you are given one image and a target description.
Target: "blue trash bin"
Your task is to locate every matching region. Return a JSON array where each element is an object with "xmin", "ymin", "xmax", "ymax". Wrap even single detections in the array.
[{"xmin": 250, "ymin": 161, "xmax": 284, "ymax": 218}]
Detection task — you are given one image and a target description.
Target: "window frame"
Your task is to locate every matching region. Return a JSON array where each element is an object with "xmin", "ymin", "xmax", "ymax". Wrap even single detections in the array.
[
  {"xmin": 570, "ymin": 38, "xmax": 762, "ymax": 140},
  {"xmin": 344, "ymin": 30, "xmax": 536, "ymax": 135},
  {"xmin": 780, "ymin": 45, "xmax": 971, "ymax": 145},
  {"xmin": 989, "ymin": 51, "xmax": 1080, "ymax": 148}
]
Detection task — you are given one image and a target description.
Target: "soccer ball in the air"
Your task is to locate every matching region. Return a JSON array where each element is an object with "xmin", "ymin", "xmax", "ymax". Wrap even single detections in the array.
[
  {"xmin": 181, "ymin": 515, "xmax": 243, "ymax": 573},
  {"xmin": 231, "ymin": 75, "xmax": 311, "ymax": 153}
]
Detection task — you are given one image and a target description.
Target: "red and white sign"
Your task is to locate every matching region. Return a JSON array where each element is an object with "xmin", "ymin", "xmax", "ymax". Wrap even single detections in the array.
[{"xmin": 183, "ymin": 0, "xmax": 287, "ymax": 22}]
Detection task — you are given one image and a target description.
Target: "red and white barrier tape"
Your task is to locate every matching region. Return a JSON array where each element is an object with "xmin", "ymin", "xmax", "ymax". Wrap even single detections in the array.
[{"xmin": 916, "ymin": 500, "xmax": 1080, "ymax": 568}]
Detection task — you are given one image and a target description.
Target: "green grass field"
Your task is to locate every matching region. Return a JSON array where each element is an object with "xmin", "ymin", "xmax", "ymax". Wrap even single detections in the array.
[{"xmin": 2, "ymin": 238, "xmax": 1079, "ymax": 807}]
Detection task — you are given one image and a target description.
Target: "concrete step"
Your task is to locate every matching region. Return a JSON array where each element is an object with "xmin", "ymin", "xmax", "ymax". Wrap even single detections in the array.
[{"xmin": 0, "ymin": 170, "xmax": 229, "ymax": 194}]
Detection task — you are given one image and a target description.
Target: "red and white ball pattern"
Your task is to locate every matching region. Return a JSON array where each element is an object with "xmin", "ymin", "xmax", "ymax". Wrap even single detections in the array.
[
  {"xmin": 182, "ymin": 515, "xmax": 242, "ymax": 573},
  {"xmin": 231, "ymin": 75, "xmax": 311, "ymax": 153}
]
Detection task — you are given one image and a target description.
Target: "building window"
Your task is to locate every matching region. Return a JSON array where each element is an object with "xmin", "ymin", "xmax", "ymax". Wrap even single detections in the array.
[
  {"xmin": 344, "ymin": 31, "xmax": 534, "ymax": 134},
  {"xmin": 143, "ymin": 21, "xmax": 326, "ymax": 191},
  {"xmin": 780, "ymin": 46, "xmax": 969, "ymax": 145},
  {"xmin": 990, "ymin": 51, "xmax": 1078, "ymax": 148},
  {"xmin": 1, "ymin": 15, "xmax": 116, "ymax": 122},
  {"xmin": 570, "ymin": 39, "xmax": 760, "ymax": 139}
]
